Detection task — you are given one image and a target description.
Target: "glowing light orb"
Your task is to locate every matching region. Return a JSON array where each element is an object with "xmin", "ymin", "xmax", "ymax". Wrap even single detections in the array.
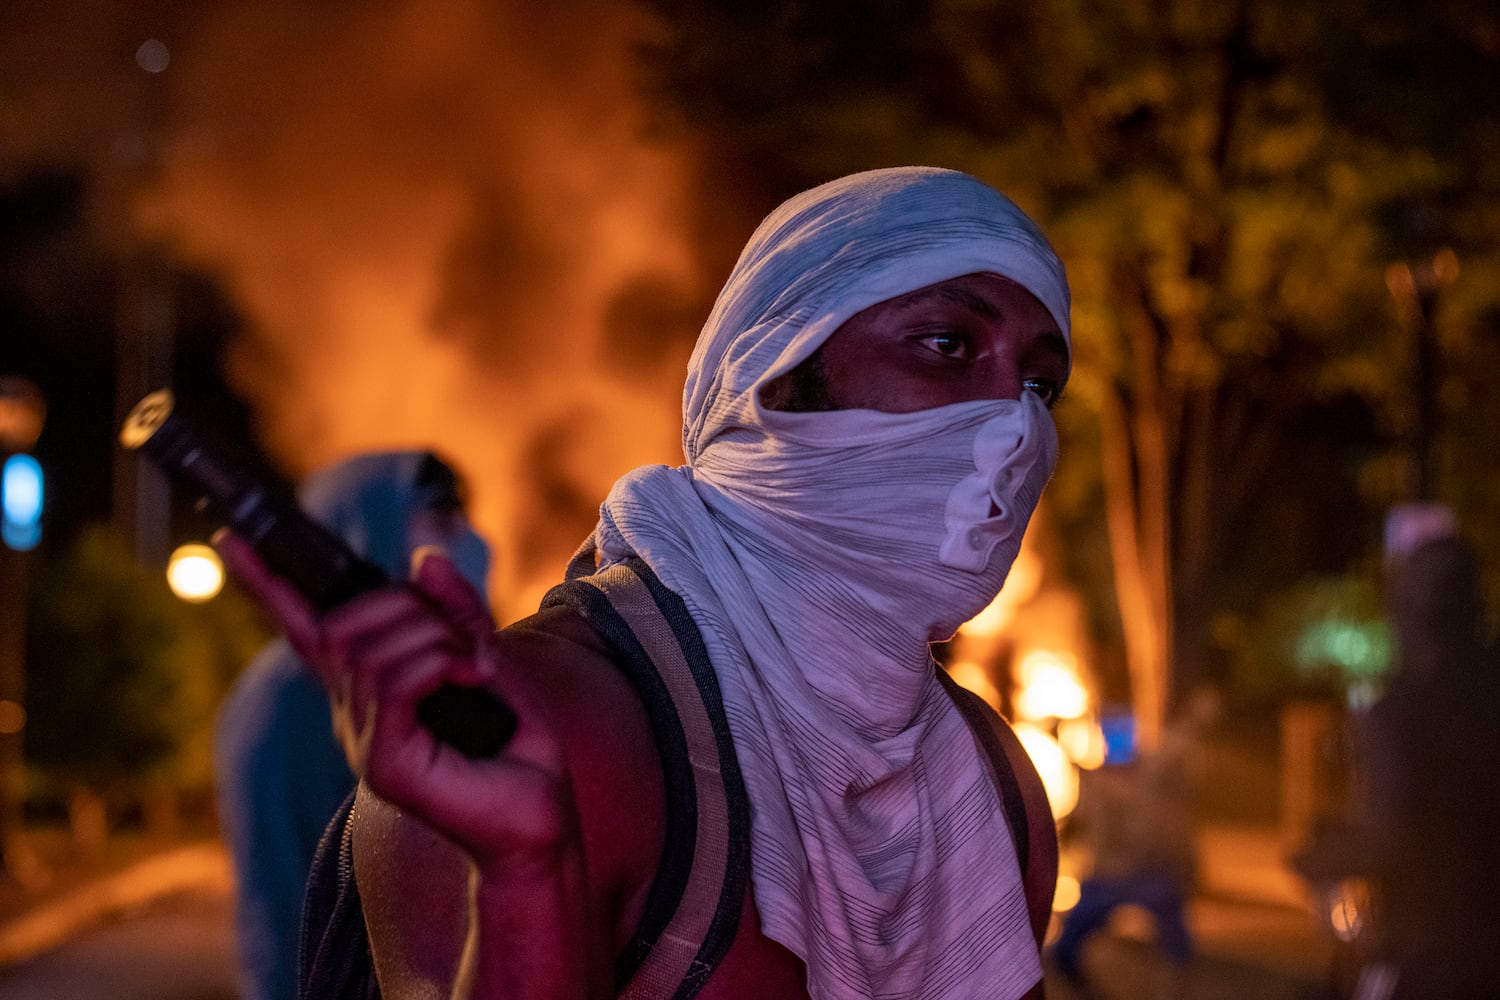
[
  {"xmin": 1015, "ymin": 723, "xmax": 1079, "ymax": 820},
  {"xmin": 1052, "ymin": 874, "xmax": 1081, "ymax": 912},
  {"xmin": 2, "ymin": 454, "xmax": 43, "ymax": 551},
  {"xmin": 948, "ymin": 659, "xmax": 1003, "ymax": 712},
  {"xmin": 167, "ymin": 543, "xmax": 225, "ymax": 603},
  {"xmin": 1014, "ymin": 649, "xmax": 1089, "ymax": 721},
  {"xmin": 136, "ymin": 39, "xmax": 170, "ymax": 73},
  {"xmin": 1057, "ymin": 716, "xmax": 1107, "ymax": 770},
  {"xmin": 0, "ymin": 700, "xmax": 25, "ymax": 735}
]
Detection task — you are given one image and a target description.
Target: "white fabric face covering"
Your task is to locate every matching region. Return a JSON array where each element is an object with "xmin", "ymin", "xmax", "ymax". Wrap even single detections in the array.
[
  {"xmin": 585, "ymin": 167, "xmax": 1070, "ymax": 999},
  {"xmin": 694, "ymin": 391, "xmax": 1057, "ymax": 738}
]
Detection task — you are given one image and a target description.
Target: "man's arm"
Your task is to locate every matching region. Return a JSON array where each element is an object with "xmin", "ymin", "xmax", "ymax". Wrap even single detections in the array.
[{"xmin": 351, "ymin": 783, "xmax": 607, "ymax": 1000}]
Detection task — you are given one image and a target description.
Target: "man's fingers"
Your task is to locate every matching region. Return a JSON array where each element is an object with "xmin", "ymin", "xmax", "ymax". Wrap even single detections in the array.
[
  {"xmin": 214, "ymin": 530, "xmax": 323, "ymax": 657},
  {"xmin": 333, "ymin": 615, "xmax": 460, "ymax": 733},
  {"xmin": 410, "ymin": 546, "xmax": 495, "ymax": 636}
]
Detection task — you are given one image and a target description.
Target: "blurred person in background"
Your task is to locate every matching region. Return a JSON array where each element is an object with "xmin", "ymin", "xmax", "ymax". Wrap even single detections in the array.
[
  {"xmin": 214, "ymin": 451, "xmax": 490, "ymax": 1000},
  {"xmin": 1295, "ymin": 525, "xmax": 1500, "ymax": 1000},
  {"xmin": 221, "ymin": 167, "xmax": 1068, "ymax": 1000},
  {"xmin": 1049, "ymin": 685, "xmax": 1221, "ymax": 998}
]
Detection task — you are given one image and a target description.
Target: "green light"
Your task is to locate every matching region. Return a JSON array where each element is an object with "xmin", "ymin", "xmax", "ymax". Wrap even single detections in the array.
[{"xmin": 1296, "ymin": 619, "xmax": 1391, "ymax": 678}]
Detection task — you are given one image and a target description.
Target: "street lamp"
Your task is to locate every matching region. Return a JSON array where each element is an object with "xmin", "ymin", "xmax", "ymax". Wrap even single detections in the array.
[
  {"xmin": 166, "ymin": 542, "xmax": 225, "ymax": 603},
  {"xmin": 0, "ymin": 380, "xmax": 44, "ymax": 454}
]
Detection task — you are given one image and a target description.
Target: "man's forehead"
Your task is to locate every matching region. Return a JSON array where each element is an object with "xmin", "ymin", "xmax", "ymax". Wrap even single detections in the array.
[{"xmin": 876, "ymin": 271, "xmax": 1042, "ymax": 311}]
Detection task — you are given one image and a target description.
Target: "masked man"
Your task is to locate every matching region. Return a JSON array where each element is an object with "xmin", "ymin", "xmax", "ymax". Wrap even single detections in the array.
[
  {"xmin": 214, "ymin": 451, "xmax": 490, "ymax": 1000},
  {"xmin": 224, "ymin": 166, "xmax": 1071, "ymax": 999}
]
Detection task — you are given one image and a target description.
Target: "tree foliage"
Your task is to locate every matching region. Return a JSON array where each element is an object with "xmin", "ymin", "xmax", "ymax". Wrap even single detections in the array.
[
  {"xmin": 24, "ymin": 525, "xmax": 267, "ymax": 801},
  {"xmin": 637, "ymin": 0, "xmax": 1500, "ymax": 737}
]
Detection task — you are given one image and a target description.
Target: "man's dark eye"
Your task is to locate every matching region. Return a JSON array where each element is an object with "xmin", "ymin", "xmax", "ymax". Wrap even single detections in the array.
[
  {"xmin": 1023, "ymin": 377, "xmax": 1062, "ymax": 407},
  {"xmin": 918, "ymin": 332, "xmax": 970, "ymax": 359}
]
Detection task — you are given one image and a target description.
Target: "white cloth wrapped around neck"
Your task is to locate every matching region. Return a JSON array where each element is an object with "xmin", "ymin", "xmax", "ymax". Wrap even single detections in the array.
[{"xmin": 585, "ymin": 166, "xmax": 1070, "ymax": 999}]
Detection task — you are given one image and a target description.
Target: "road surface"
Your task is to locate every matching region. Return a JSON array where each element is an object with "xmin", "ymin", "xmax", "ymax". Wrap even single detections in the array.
[{"xmin": 0, "ymin": 884, "xmax": 237, "ymax": 1000}]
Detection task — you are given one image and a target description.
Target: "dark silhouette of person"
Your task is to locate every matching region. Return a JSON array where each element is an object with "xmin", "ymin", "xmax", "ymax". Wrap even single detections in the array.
[
  {"xmin": 1050, "ymin": 686, "xmax": 1220, "ymax": 996},
  {"xmin": 1296, "ymin": 534, "xmax": 1500, "ymax": 999}
]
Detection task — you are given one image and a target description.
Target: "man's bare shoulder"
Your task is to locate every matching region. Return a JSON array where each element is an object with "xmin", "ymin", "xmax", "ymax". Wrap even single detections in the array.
[
  {"xmin": 504, "ymin": 605, "xmax": 814, "ymax": 999},
  {"xmin": 500, "ymin": 602, "xmax": 670, "ymax": 922},
  {"xmin": 498, "ymin": 600, "xmax": 617, "ymax": 661},
  {"xmin": 691, "ymin": 892, "xmax": 810, "ymax": 1000}
]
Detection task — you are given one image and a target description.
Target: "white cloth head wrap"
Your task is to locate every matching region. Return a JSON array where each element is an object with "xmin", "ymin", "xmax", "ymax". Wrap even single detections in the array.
[{"xmin": 586, "ymin": 167, "xmax": 1069, "ymax": 998}]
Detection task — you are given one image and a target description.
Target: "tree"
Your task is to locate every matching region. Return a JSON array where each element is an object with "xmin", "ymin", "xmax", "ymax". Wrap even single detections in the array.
[
  {"xmin": 636, "ymin": 0, "xmax": 1500, "ymax": 744},
  {"xmin": 25, "ymin": 525, "xmax": 266, "ymax": 847}
]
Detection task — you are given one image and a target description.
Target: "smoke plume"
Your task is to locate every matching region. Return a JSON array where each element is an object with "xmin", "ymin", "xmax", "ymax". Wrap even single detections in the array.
[{"xmin": 92, "ymin": 0, "xmax": 737, "ymax": 614}]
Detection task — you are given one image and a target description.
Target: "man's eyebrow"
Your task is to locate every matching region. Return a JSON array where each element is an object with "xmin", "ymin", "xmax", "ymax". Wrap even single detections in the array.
[{"xmin": 924, "ymin": 284, "xmax": 1004, "ymax": 321}]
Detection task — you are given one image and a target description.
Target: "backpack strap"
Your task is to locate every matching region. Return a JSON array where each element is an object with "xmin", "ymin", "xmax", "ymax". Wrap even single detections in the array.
[
  {"xmin": 937, "ymin": 669, "xmax": 1058, "ymax": 948},
  {"xmin": 297, "ymin": 559, "xmax": 748, "ymax": 1000},
  {"xmin": 542, "ymin": 559, "xmax": 750, "ymax": 1000}
]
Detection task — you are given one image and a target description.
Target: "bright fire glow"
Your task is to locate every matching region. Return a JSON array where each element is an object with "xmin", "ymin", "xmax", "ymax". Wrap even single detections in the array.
[
  {"xmin": 133, "ymin": 1, "xmax": 707, "ymax": 620},
  {"xmin": 1014, "ymin": 649, "xmax": 1089, "ymax": 721},
  {"xmin": 947, "ymin": 659, "xmax": 1003, "ymax": 713},
  {"xmin": 1014, "ymin": 723, "xmax": 1078, "ymax": 820},
  {"xmin": 1052, "ymin": 874, "xmax": 1081, "ymax": 912},
  {"xmin": 167, "ymin": 543, "xmax": 226, "ymax": 603},
  {"xmin": 1056, "ymin": 716, "xmax": 1106, "ymax": 770},
  {"xmin": 958, "ymin": 547, "xmax": 1042, "ymax": 639}
]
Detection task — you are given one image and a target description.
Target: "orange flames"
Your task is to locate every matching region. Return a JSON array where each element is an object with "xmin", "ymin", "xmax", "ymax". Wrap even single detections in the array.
[{"xmin": 129, "ymin": 0, "xmax": 733, "ymax": 617}]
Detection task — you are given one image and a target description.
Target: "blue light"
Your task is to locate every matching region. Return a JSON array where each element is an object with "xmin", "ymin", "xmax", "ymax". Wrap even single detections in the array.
[
  {"xmin": 1100, "ymin": 709, "xmax": 1137, "ymax": 765},
  {"xmin": 2, "ymin": 454, "xmax": 42, "ymax": 551},
  {"xmin": 2, "ymin": 519, "xmax": 39, "ymax": 551}
]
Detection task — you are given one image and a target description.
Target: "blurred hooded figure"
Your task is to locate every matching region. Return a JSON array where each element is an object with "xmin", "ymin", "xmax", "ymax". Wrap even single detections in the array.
[
  {"xmin": 1049, "ymin": 685, "xmax": 1221, "ymax": 995},
  {"xmin": 214, "ymin": 451, "xmax": 489, "ymax": 1000},
  {"xmin": 1351, "ymin": 536, "xmax": 1500, "ymax": 999},
  {"xmin": 1296, "ymin": 532, "xmax": 1500, "ymax": 1000}
]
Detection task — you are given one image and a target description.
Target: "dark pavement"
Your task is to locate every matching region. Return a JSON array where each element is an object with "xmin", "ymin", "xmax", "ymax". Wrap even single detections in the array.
[
  {"xmin": 0, "ymin": 886, "xmax": 236, "ymax": 1000},
  {"xmin": 0, "ymin": 824, "xmax": 1337, "ymax": 999}
]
